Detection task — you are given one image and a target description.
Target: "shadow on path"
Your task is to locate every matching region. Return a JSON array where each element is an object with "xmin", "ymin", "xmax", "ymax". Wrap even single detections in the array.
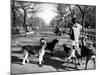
[
  {"xmin": 11, "ymin": 56, "xmax": 23, "ymax": 65},
  {"xmin": 11, "ymin": 50, "xmax": 23, "ymax": 54},
  {"xmin": 43, "ymin": 56, "xmax": 65, "ymax": 71}
]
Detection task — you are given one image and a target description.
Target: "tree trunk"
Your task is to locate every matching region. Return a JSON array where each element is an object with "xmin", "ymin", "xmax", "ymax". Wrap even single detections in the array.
[
  {"xmin": 82, "ymin": 14, "xmax": 85, "ymax": 32},
  {"xmin": 23, "ymin": 10, "xmax": 28, "ymax": 32},
  {"xmin": 12, "ymin": 1, "xmax": 16, "ymax": 27},
  {"xmin": 76, "ymin": 5, "xmax": 86, "ymax": 33}
]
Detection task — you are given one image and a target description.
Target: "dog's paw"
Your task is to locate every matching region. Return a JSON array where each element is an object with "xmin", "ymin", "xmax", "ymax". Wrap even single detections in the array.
[
  {"xmin": 27, "ymin": 60, "xmax": 29, "ymax": 63},
  {"xmin": 91, "ymin": 55, "xmax": 95, "ymax": 59},
  {"xmin": 22, "ymin": 62, "xmax": 26, "ymax": 65}
]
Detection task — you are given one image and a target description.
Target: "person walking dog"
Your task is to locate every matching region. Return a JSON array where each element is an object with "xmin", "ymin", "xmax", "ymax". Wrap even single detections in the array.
[{"xmin": 69, "ymin": 18, "xmax": 82, "ymax": 56}]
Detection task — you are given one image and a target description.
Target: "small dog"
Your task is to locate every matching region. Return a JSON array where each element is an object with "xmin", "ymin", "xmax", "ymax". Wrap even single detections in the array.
[{"xmin": 45, "ymin": 39, "xmax": 59, "ymax": 55}]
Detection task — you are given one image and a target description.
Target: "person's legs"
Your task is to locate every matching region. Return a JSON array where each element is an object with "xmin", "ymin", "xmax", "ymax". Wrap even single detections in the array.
[
  {"xmin": 72, "ymin": 40, "xmax": 75, "ymax": 46},
  {"xmin": 75, "ymin": 41, "xmax": 81, "ymax": 56}
]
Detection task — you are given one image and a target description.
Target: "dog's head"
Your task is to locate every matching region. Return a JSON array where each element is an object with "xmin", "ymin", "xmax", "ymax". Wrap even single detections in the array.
[
  {"xmin": 63, "ymin": 44, "xmax": 66, "ymax": 47},
  {"xmin": 53, "ymin": 39, "xmax": 59, "ymax": 44},
  {"xmin": 40, "ymin": 38, "xmax": 45, "ymax": 42},
  {"xmin": 40, "ymin": 38, "xmax": 47, "ymax": 46},
  {"xmin": 72, "ymin": 45, "xmax": 76, "ymax": 49},
  {"xmin": 62, "ymin": 44, "xmax": 71, "ymax": 50}
]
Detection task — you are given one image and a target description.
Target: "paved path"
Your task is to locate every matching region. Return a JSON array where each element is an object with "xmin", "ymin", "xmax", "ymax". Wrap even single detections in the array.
[{"xmin": 11, "ymin": 35, "xmax": 95, "ymax": 74}]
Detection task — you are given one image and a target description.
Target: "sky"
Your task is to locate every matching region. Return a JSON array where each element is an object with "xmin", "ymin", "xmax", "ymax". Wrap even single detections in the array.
[
  {"xmin": 36, "ymin": 3, "xmax": 58, "ymax": 25},
  {"xmin": 18, "ymin": 2, "xmax": 75, "ymax": 26}
]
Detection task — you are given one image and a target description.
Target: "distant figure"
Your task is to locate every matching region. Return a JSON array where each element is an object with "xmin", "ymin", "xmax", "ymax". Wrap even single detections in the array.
[
  {"xmin": 69, "ymin": 18, "xmax": 82, "ymax": 56},
  {"xmin": 25, "ymin": 31, "xmax": 35, "ymax": 37},
  {"xmin": 53, "ymin": 26, "xmax": 61, "ymax": 36}
]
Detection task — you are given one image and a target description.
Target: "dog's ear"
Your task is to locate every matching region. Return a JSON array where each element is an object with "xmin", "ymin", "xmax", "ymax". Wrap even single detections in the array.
[
  {"xmin": 93, "ymin": 43, "xmax": 96, "ymax": 48},
  {"xmin": 40, "ymin": 38, "xmax": 45, "ymax": 42},
  {"xmin": 54, "ymin": 39, "xmax": 59, "ymax": 43},
  {"xmin": 63, "ymin": 44, "xmax": 66, "ymax": 47},
  {"xmin": 79, "ymin": 44, "xmax": 82, "ymax": 48},
  {"xmin": 40, "ymin": 40, "xmax": 47, "ymax": 46}
]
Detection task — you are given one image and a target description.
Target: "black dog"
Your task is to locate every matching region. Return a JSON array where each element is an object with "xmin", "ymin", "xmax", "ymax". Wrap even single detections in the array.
[
  {"xmin": 62, "ymin": 44, "xmax": 72, "ymax": 57},
  {"xmin": 80, "ymin": 43, "xmax": 96, "ymax": 69},
  {"xmin": 63, "ymin": 41, "xmax": 96, "ymax": 70},
  {"xmin": 45, "ymin": 39, "xmax": 59, "ymax": 55}
]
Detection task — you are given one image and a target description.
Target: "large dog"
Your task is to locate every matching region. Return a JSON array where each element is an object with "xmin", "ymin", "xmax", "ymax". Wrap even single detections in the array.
[
  {"xmin": 16, "ymin": 38, "xmax": 45, "ymax": 65},
  {"xmin": 45, "ymin": 39, "xmax": 59, "ymax": 55},
  {"xmin": 22, "ymin": 45, "xmax": 42, "ymax": 65}
]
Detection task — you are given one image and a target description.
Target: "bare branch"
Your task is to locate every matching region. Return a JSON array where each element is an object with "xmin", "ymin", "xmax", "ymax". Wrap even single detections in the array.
[{"xmin": 76, "ymin": 5, "xmax": 84, "ymax": 16}]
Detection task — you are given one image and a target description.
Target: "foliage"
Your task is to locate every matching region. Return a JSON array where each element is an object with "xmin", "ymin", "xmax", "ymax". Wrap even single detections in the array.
[{"xmin": 51, "ymin": 4, "xmax": 96, "ymax": 29}]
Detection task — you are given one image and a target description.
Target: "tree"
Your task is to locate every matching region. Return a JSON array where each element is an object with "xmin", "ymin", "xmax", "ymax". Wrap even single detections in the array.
[
  {"xmin": 85, "ymin": 6, "xmax": 96, "ymax": 28},
  {"xmin": 11, "ymin": 0, "xmax": 16, "ymax": 27},
  {"xmin": 17, "ymin": 1, "xmax": 34, "ymax": 31},
  {"xmin": 75, "ymin": 5, "xmax": 96, "ymax": 29},
  {"xmin": 53, "ymin": 4, "xmax": 75, "ymax": 29},
  {"xmin": 55, "ymin": 4, "xmax": 68, "ymax": 28},
  {"xmin": 11, "ymin": 0, "xmax": 20, "ymax": 27},
  {"xmin": 14, "ymin": 1, "xmax": 42, "ymax": 32}
]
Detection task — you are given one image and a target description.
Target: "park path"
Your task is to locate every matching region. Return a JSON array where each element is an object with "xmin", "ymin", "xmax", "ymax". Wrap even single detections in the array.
[{"xmin": 11, "ymin": 35, "xmax": 95, "ymax": 74}]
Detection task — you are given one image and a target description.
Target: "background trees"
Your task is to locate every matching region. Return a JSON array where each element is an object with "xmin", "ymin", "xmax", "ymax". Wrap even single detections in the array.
[
  {"xmin": 11, "ymin": 1, "xmax": 96, "ymax": 34},
  {"xmin": 75, "ymin": 5, "xmax": 96, "ymax": 30},
  {"xmin": 51, "ymin": 4, "xmax": 96, "ymax": 30},
  {"xmin": 11, "ymin": 1, "xmax": 45, "ymax": 33}
]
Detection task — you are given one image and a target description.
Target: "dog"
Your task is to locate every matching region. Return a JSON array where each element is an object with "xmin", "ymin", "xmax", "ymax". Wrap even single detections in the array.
[
  {"xmin": 38, "ymin": 38, "xmax": 47, "ymax": 67},
  {"xmin": 63, "ymin": 41, "xmax": 96, "ymax": 70},
  {"xmin": 22, "ymin": 38, "xmax": 48, "ymax": 65},
  {"xmin": 22, "ymin": 45, "xmax": 42, "ymax": 65},
  {"xmin": 16, "ymin": 38, "xmax": 45, "ymax": 65},
  {"xmin": 62, "ymin": 44, "xmax": 72, "ymax": 58},
  {"xmin": 63, "ymin": 44, "xmax": 78, "ymax": 69},
  {"xmin": 77, "ymin": 38, "xmax": 96, "ymax": 70},
  {"xmin": 45, "ymin": 39, "xmax": 59, "ymax": 56},
  {"xmin": 81, "ymin": 42, "xmax": 96, "ymax": 70}
]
